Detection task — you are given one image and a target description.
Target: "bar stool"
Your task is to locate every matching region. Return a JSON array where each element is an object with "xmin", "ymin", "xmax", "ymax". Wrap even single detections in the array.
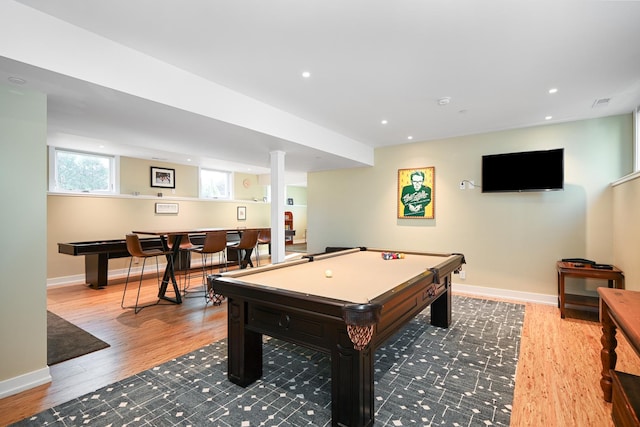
[
  {"xmin": 228, "ymin": 229, "xmax": 260, "ymax": 269},
  {"xmin": 192, "ymin": 230, "xmax": 228, "ymax": 305},
  {"xmin": 121, "ymin": 233, "xmax": 174, "ymax": 314},
  {"xmin": 255, "ymin": 228, "xmax": 271, "ymax": 266},
  {"xmin": 167, "ymin": 233, "xmax": 198, "ymax": 297}
]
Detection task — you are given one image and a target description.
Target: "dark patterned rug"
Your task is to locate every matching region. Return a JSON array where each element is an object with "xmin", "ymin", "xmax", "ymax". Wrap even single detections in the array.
[
  {"xmin": 47, "ymin": 311, "xmax": 110, "ymax": 365},
  {"xmin": 18, "ymin": 297, "xmax": 523, "ymax": 426}
]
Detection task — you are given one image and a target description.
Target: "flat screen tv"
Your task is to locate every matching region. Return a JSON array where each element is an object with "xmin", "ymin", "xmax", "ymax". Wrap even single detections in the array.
[{"xmin": 481, "ymin": 148, "xmax": 564, "ymax": 193}]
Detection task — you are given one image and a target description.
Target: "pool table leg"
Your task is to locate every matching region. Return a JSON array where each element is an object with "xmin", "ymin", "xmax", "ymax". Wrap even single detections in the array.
[
  {"xmin": 226, "ymin": 298, "xmax": 263, "ymax": 386},
  {"xmin": 331, "ymin": 330, "xmax": 375, "ymax": 427},
  {"xmin": 430, "ymin": 278, "xmax": 452, "ymax": 328}
]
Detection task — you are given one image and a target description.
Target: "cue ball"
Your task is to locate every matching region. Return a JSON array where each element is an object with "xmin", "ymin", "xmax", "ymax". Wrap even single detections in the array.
[{"xmin": 325, "ymin": 269, "xmax": 333, "ymax": 278}]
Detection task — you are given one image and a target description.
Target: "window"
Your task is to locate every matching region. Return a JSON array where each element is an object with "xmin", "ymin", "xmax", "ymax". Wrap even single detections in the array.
[
  {"xmin": 49, "ymin": 147, "xmax": 119, "ymax": 194},
  {"xmin": 200, "ymin": 168, "xmax": 232, "ymax": 199}
]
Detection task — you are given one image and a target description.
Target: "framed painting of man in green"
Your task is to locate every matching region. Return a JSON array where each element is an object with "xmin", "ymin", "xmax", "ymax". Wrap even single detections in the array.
[{"xmin": 397, "ymin": 167, "xmax": 435, "ymax": 219}]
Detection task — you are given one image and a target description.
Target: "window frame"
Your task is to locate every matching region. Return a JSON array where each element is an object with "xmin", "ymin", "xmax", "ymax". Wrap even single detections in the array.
[
  {"xmin": 199, "ymin": 167, "xmax": 233, "ymax": 199},
  {"xmin": 48, "ymin": 146, "xmax": 120, "ymax": 194},
  {"xmin": 634, "ymin": 105, "xmax": 639, "ymax": 173}
]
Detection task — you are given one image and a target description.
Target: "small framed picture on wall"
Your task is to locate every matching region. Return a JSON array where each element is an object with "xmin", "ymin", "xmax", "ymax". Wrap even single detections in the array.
[
  {"xmin": 237, "ymin": 206, "xmax": 247, "ymax": 221},
  {"xmin": 150, "ymin": 167, "xmax": 175, "ymax": 189}
]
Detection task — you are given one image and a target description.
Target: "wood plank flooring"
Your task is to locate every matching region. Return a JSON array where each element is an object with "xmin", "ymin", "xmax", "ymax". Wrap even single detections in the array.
[{"xmin": 1, "ymin": 272, "xmax": 639, "ymax": 426}]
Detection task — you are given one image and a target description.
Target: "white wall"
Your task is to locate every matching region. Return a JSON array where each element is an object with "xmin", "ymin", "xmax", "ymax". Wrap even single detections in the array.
[
  {"xmin": 0, "ymin": 84, "xmax": 50, "ymax": 396},
  {"xmin": 308, "ymin": 114, "xmax": 633, "ymax": 298},
  {"xmin": 612, "ymin": 174, "xmax": 640, "ymax": 290}
]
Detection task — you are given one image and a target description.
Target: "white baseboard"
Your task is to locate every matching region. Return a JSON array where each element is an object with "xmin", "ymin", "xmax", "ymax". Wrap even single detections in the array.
[
  {"xmin": 452, "ymin": 282, "xmax": 557, "ymax": 306},
  {"xmin": 0, "ymin": 367, "xmax": 51, "ymax": 399}
]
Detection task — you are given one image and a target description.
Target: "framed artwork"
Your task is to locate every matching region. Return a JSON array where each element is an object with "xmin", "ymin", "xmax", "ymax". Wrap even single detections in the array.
[
  {"xmin": 237, "ymin": 206, "xmax": 247, "ymax": 221},
  {"xmin": 397, "ymin": 167, "xmax": 435, "ymax": 219},
  {"xmin": 287, "ymin": 198, "xmax": 294, "ymax": 205},
  {"xmin": 150, "ymin": 167, "xmax": 175, "ymax": 189},
  {"xmin": 155, "ymin": 203, "xmax": 179, "ymax": 214}
]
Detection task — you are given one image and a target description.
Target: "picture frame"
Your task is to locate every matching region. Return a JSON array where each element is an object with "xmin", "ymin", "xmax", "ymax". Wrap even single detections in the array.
[
  {"xmin": 237, "ymin": 206, "xmax": 247, "ymax": 221},
  {"xmin": 287, "ymin": 198, "xmax": 294, "ymax": 205},
  {"xmin": 397, "ymin": 167, "xmax": 435, "ymax": 219},
  {"xmin": 150, "ymin": 166, "xmax": 175, "ymax": 189},
  {"xmin": 155, "ymin": 203, "xmax": 179, "ymax": 214}
]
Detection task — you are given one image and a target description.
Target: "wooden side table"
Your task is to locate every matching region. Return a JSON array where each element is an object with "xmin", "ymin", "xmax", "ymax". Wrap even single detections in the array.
[
  {"xmin": 598, "ymin": 288, "xmax": 640, "ymax": 426},
  {"xmin": 556, "ymin": 261, "xmax": 624, "ymax": 319}
]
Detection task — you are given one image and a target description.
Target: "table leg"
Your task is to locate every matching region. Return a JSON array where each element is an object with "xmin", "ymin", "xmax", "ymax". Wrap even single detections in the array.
[
  {"xmin": 236, "ymin": 248, "xmax": 254, "ymax": 269},
  {"xmin": 600, "ymin": 299, "xmax": 617, "ymax": 402},
  {"xmin": 227, "ymin": 298, "xmax": 262, "ymax": 386},
  {"xmin": 157, "ymin": 235, "xmax": 182, "ymax": 304},
  {"xmin": 558, "ymin": 272, "xmax": 566, "ymax": 318},
  {"xmin": 331, "ymin": 329, "xmax": 375, "ymax": 427},
  {"xmin": 85, "ymin": 253, "xmax": 108, "ymax": 289}
]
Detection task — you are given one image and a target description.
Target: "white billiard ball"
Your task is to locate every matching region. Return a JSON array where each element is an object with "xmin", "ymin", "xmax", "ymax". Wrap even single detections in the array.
[{"xmin": 325, "ymin": 269, "xmax": 333, "ymax": 278}]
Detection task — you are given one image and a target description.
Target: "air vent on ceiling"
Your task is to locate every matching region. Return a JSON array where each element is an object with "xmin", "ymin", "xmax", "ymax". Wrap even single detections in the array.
[{"xmin": 592, "ymin": 98, "xmax": 611, "ymax": 108}]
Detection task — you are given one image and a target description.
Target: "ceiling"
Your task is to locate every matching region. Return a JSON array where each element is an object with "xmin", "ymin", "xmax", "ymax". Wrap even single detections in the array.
[{"xmin": 2, "ymin": 1, "xmax": 640, "ymax": 184}]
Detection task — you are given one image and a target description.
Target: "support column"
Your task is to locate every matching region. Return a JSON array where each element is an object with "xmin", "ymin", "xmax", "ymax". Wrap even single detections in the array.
[{"xmin": 270, "ymin": 150, "xmax": 286, "ymax": 264}]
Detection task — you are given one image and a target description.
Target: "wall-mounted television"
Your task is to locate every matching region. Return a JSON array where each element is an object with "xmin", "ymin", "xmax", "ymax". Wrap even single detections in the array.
[{"xmin": 481, "ymin": 148, "xmax": 564, "ymax": 193}]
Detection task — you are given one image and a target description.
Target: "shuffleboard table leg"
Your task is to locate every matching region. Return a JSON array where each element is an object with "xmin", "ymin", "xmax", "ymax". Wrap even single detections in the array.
[
  {"xmin": 430, "ymin": 276, "xmax": 452, "ymax": 328},
  {"xmin": 85, "ymin": 253, "xmax": 108, "ymax": 289},
  {"xmin": 227, "ymin": 298, "xmax": 263, "ymax": 387}
]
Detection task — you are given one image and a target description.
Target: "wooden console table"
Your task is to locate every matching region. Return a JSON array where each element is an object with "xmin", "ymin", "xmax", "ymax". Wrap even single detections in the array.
[
  {"xmin": 556, "ymin": 261, "xmax": 624, "ymax": 318},
  {"xmin": 598, "ymin": 288, "xmax": 640, "ymax": 426}
]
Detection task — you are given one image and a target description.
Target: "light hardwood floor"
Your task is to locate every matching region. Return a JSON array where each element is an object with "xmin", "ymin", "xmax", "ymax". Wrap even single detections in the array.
[{"xmin": 1, "ymin": 271, "xmax": 639, "ymax": 426}]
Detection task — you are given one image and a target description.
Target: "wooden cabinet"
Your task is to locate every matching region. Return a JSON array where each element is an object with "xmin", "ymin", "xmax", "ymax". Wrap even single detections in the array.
[{"xmin": 284, "ymin": 211, "xmax": 293, "ymax": 245}]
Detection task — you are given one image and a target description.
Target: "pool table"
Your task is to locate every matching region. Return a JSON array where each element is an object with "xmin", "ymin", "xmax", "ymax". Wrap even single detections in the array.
[{"xmin": 208, "ymin": 247, "xmax": 465, "ymax": 426}]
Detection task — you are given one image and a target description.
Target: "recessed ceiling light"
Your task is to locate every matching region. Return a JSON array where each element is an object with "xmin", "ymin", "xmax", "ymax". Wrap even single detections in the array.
[
  {"xmin": 381, "ymin": 119, "xmax": 388, "ymax": 125},
  {"xmin": 407, "ymin": 136, "xmax": 413, "ymax": 140},
  {"xmin": 437, "ymin": 97, "xmax": 451, "ymax": 106},
  {"xmin": 545, "ymin": 116, "xmax": 553, "ymax": 120},
  {"xmin": 301, "ymin": 71, "xmax": 311, "ymax": 79},
  {"xmin": 548, "ymin": 88, "xmax": 558, "ymax": 94}
]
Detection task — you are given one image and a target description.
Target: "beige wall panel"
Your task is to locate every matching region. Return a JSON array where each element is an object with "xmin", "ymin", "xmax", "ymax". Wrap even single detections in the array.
[
  {"xmin": 308, "ymin": 115, "xmax": 633, "ymax": 297},
  {"xmin": 612, "ymin": 176, "xmax": 640, "ymax": 291},
  {"xmin": 0, "ymin": 84, "xmax": 48, "ymax": 383},
  {"xmin": 120, "ymin": 157, "xmax": 199, "ymax": 198}
]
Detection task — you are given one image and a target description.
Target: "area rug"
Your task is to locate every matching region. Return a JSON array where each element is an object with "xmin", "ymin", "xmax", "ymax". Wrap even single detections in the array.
[
  {"xmin": 47, "ymin": 311, "xmax": 110, "ymax": 366},
  {"xmin": 20, "ymin": 297, "xmax": 523, "ymax": 426}
]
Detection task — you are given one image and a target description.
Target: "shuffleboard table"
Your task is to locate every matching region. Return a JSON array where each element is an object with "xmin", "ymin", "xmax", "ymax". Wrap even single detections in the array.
[{"xmin": 208, "ymin": 247, "xmax": 465, "ymax": 427}]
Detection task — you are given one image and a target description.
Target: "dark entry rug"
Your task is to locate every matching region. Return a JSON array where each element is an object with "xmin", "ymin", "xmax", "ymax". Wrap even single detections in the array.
[
  {"xmin": 47, "ymin": 311, "xmax": 110, "ymax": 365},
  {"xmin": 19, "ymin": 297, "xmax": 523, "ymax": 426}
]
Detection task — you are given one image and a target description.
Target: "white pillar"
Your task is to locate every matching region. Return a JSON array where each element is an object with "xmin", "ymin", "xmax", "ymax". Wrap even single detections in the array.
[{"xmin": 270, "ymin": 150, "xmax": 286, "ymax": 264}]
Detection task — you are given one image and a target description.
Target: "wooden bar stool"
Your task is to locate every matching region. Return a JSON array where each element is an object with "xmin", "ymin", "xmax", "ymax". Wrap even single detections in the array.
[
  {"xmin": 255, "ymin": 228, "xmax": 271, "ymax": 266},
  {"xmin": 167, "ymin": 233, "xmax": 198, "ymax": 297},
  {"xmin": 228, "ymin": 229, "xmax": 260, "ymax": 270},
  {"xmin": 121, "ymin": 233, "xmax": 174, "ymax": 314},
  {"xmin": 193, "ymin": 230, "xmax": 228, "ymax": 305}
]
